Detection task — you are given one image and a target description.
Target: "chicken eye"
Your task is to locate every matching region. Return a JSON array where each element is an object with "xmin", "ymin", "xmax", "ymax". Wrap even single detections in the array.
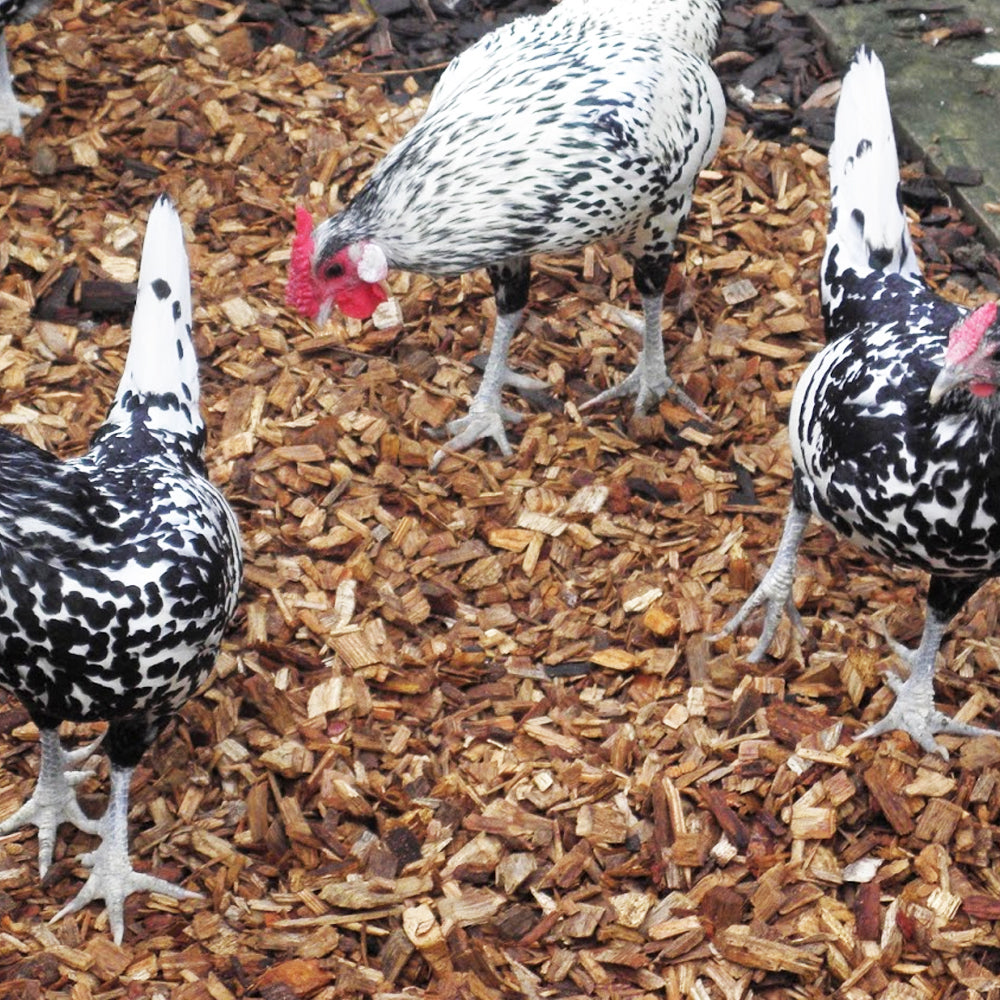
[{"xmin": 322, "ymin": 262, "xmax": 344, "ymax": 280}]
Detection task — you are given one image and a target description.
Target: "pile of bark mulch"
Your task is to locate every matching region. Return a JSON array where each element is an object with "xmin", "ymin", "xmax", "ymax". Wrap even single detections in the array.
[{"xmin": 2, "ymin": 1, "xmax": 1000, "ymax": 998}]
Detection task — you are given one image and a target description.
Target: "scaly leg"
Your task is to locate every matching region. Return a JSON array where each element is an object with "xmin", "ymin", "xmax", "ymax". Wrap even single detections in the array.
[
  {"xmin": 52, "ymin": 764, "xmax": 201, "ymax": 945},
  {"xmin": 0, "ymin": 36, "xmax": 39, "ymax": 138},
  {"xmin": 862, "ymin": 590, "xmax": 997, "ymax": 758},
  {"xmin": 430, "ymin": 308, "xmax": 549, "ymax": 468},
  {"xmin": 0, "ymin": 729, "xmax": 102, "ymax": 876},
  {"xmin": 582, "ymin": 294, "xmax": 710, "ymax": 421},
  {"xmin": 709, "ymin": 500, "xmax": 810, "ymax": 661},
  {"xmin": 582, "ymin": 246, "xmax": 712, "ymax": 422},
  {"xmin": 430, "ymin": 258, "xmax": 547, "ymax": 468}
]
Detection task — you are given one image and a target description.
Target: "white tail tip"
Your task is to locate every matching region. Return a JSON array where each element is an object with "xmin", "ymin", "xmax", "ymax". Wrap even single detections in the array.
[{"xmin": 113, "ymin": 196, "xmax": 200, "ymax": 409}]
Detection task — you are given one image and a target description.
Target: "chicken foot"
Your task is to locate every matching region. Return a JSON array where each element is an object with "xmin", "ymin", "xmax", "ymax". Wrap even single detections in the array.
[
  {"xmin": 0, "ymin": 38, "xmax": 39, "ymax": 137},
  {"xmin": 429, "ymin": 307, "xmax": 548, "ymax": 469},
  {"xmin": 0, "ymin": 729, "xmax": 102, "ymax": 876},
  {"xmin": 581, "ymin": 295, "xmax": 712, "ymax": 422},
  {"xmin": 52, "ymin": 764, "xmax": 201, "ymax": 944},
  {"xmin": 709, "ymin": 500, "xmax": 809, "ymax": 659}
]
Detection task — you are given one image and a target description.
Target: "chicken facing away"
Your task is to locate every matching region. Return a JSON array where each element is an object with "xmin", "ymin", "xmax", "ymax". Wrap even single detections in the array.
[
  {"xmin": 0, "ymin": 196, "xmax": 244, "ymax": 942},
  {"xmin": 713, "ymin": 47, "xmax": 1000, "ymax": 757},
  {"xmin": 287, "ymin": 0, "xmax": 725, "ymax": 469},
  {"xmin": 0, "ymin": 0, "xmax": 47, "ymax": 135}
]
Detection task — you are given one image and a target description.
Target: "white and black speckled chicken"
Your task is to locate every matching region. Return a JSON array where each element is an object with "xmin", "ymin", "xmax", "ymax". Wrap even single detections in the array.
[
  {"xmin": 287, "ymin": 0, "xmax": 725, "ymax": 468},
  {"xmin": 0, "ymin": 0, "xmax": 47, "ymax": 135},
  {"xmin": 714, "ymin": 47, "xmax": 1000, "ymax": 756},
  {"xmin": 0, "ymin": 195, "xmax": 243, "ymax": 941}
]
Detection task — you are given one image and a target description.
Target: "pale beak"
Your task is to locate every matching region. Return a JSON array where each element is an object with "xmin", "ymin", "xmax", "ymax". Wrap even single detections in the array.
[
  {"xmin": 929, "ymin": 364, "xmax": 962, "ymax": 406},
  {"xmin": 929, "ymin": 336, "xmax": 999, "ymax": 405}
]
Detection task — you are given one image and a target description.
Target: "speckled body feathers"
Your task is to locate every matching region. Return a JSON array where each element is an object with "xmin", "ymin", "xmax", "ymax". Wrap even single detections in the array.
[
  {"xmin": 314, "ymin": 0, "xmax": 724, "ymax": 275},
  {"xmin": 789, "ymin": 276, "xmax": 1000, "ymax": 577},
  {"xmin": 0, "ymin": 196, "xmax": 242, "ymax": 767},
  {"xmin": 796, "ymin": 47, "xmax": 997, "ymax": 586}
]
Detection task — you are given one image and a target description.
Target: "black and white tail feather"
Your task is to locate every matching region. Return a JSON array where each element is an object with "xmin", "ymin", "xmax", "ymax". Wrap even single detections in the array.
[
  {"xmin": 821, "ymin": 47, "xmax": 921, "ymax": 333},
  {"xmin": 0, "ymin": 195, "xmax": 242, "ymax": 944},
  {"xmin": 102, "ymin": 195, "xmax": 202, "ymax": 446}
]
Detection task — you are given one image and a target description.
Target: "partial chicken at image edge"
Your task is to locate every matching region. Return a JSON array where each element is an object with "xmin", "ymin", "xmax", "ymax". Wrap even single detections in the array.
[
  {"xmin": 713, "ymin": 47, "xmax": 1000, "ymax": 758},
  {"xmin": 0, "ymin": 0, "xmax": 47, "ymax": 136},
  {"xmin": 0, "ymin": 195, "xmax": 244, "ymax": 943},
  {"xmin": 286, "ymin": 0, "xmax": 726, "ymax": 470}
]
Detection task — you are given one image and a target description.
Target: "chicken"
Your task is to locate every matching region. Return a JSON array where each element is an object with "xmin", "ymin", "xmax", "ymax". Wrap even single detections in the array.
[
  {"xmin": 286, "ymin": 0, "xmax": 725, "ymax": 469},
  {"xmin": 0, "ymin": 0, "xmax": 47, "ymax": 135},
  {"xmin": 0, "ymin": 195, "xmax": 243, "ymax": 941},
  {"xmin": 713, "ymin": 47, "xmax": 1000, "ymax": 757}
]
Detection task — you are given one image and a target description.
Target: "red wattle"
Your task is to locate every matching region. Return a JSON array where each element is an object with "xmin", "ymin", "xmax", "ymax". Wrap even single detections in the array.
[{"xmin": 336, "ymin": 282, "xmax": 388, "ymax": 320}]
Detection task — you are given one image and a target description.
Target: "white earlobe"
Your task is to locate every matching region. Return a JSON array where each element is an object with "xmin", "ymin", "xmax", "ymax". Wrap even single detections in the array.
[{"xmin": 356, "ymin": 243, "xmax": 388, "ymax": 283}]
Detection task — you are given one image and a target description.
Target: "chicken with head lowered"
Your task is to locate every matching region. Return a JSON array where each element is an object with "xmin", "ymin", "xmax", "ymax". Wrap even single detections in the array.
[{"xmin": 287, "ymin": 0, "xmax": 725, "ymax": 469}]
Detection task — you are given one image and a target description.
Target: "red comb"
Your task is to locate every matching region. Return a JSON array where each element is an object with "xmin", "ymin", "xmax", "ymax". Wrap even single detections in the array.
[
  {"xmin": 286, "ymin": 206, "xmax": 319, "ymax": 318},
  {"xmin": 946, "ymin": 301, "xmax": 998, "ymax": 365}
]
